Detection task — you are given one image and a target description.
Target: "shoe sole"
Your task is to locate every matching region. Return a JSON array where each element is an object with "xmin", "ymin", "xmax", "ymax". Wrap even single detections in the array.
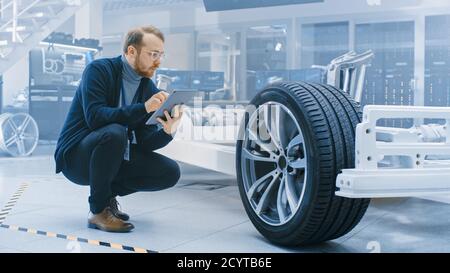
[{"xmin": 87, "ymin": 222, "xmax": 134, "ymax": 233}]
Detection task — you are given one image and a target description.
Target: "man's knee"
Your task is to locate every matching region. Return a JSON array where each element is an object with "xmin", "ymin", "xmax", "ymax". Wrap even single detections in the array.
[
  {"xmin": 98, "ymin": 123, "xmax": 127, "ymax": 148},
  {"xmin": 164, "ymin": 160, "xmax": 181, "ymax": 188}
]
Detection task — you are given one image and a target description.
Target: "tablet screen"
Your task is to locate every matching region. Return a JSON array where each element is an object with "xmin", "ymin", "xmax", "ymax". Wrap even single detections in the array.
[{"xmin": 146, "ymin": 90, "xmax": 198, "ymax": 125}]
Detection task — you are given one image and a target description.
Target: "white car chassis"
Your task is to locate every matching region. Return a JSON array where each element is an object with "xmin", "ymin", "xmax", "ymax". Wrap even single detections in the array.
[
  {"xmin": 159, "ymin": 105, "xmax": 450, "ymax": 199},
  {"xmin": 158, "ymin": 50, "xmax": 450, "ymax": 201},
  {"xmin": 337, "ymin": 105, "xmax": 450, "ymax": 198}
]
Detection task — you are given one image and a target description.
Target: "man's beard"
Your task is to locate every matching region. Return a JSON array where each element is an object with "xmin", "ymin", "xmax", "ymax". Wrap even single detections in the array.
[{"xmin": 135, "ymin": 52, "xmax": 158, "ymax": 78}]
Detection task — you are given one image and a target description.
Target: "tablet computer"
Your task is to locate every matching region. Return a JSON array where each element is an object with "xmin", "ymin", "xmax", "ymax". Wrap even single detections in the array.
[{"xmin": 146, "ymin": 90, "xmax": 199, "ymax": 125}]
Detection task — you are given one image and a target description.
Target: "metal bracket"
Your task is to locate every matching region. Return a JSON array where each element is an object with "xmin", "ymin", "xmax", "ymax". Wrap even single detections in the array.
[{"xmin": 337, "ymin": 105, "xmax": 450, "ymax": 198}]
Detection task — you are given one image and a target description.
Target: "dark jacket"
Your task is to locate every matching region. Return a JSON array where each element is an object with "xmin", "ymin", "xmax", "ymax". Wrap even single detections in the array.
[{"xmin": 54, "ymin": 56, "xmax": 173, "ymax": 173}]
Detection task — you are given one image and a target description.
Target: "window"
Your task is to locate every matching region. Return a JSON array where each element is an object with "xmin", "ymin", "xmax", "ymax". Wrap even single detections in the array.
[
  {"xmin": 246, "ymin": 24, "xmax": 288, "ymax": 100},
  {"xmin": 300, "ymin": 22, "xmax": 349, "ymax": 68},
  {"xmin": 356, "ymin": 21, "xmax": 415, "ymax": 128}
]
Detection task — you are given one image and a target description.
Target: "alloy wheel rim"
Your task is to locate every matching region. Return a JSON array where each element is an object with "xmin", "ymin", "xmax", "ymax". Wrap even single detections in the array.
[
  {"xmin": 0, "ymin": 113, "xmax": 39, "ymax": 157},
  {"xmin": 241, "ymin": 102, "xmax": 308, "ymax": 226}
]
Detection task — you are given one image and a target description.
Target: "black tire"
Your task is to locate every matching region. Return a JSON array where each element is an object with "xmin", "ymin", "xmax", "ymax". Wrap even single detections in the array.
[{"xmin": 236, "ymin": 81, "xmax": 370, "ymax": 246}]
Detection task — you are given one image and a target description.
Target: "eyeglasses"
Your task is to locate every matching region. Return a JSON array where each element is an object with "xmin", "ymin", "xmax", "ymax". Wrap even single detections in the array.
[{"xmin": 147, "ymin": 50, "xmax": 166, "ymax": 60}]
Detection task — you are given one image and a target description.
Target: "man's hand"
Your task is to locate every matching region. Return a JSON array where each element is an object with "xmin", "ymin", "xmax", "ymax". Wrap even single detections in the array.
[
  {"xmin": 145, "ymin": 91, "xmax": 169, "ymax": 113},
  {"xmin": 157, "ymin": 104, "xmax": 184, "ymax": 136}
]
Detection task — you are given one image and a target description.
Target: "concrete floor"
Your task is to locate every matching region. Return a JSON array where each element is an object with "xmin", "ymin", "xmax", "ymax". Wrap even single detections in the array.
[{"xmin": 0, "ymin": 144, "xmax": 450, "ymax": 253}]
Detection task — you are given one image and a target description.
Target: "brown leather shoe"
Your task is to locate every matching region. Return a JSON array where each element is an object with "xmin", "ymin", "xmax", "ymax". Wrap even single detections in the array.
[
  {"xmin": 88, "ymin": 207, "xmax": 134, "ymax": 233},
  {"xmin": 109, "ymin": 197, "xmax": 130, "ymax": 221}
]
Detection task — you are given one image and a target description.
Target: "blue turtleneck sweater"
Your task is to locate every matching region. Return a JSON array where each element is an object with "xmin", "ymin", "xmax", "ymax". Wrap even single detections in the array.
[{"xmin": 120, "ymin": 55, "xmax": 143, "ymax": 106}]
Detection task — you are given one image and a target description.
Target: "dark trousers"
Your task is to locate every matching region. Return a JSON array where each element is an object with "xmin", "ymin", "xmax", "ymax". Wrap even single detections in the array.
[{"xmin": 61, "ymin": 123, "xmax": 181, "ymax": 214}]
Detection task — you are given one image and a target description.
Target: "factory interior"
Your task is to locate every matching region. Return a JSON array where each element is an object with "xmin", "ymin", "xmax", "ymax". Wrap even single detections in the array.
[{"xmin": 0, "ymin": 0, "xmax": 450, "ymax": 254}]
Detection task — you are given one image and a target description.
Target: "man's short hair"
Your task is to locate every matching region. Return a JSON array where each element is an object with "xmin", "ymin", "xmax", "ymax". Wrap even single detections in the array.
[{"xmin": 123, "ymin": 26, "xmax": 165, "ymax": 53}]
